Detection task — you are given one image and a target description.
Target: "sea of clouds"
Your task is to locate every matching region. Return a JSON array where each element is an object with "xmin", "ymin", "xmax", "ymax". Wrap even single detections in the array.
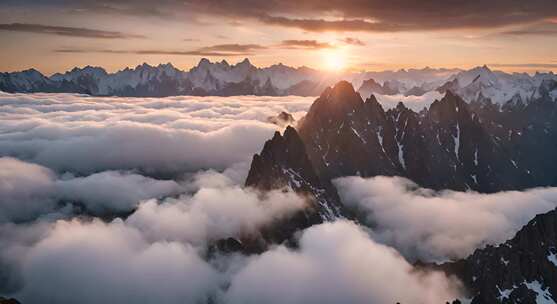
[{"xmin": 1, "ymin": 91, "xmax": 556, "ymax": 304}]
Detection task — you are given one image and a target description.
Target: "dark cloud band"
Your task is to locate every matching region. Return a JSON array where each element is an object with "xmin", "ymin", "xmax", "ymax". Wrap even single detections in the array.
[{"xmin": 0, "ymin": 23, "xmax": 145, "ymax": 39}]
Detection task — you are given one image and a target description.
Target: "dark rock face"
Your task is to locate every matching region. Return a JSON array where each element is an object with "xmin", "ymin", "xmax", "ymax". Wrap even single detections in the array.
[
  {"xmin": 0, "ymin": 297, "xmax": 20, "ymax": 304},
  {"xmin": 242, "ymin": 126, "xmax": 346, "ymax": 251},
  {"xmin": 267, "ymin": 111, "xmax": 295, "ymax": 127},
  {"xmin": 245, "ymin": 126, "xmax": 344, "ymax": 220},
  {"xmin": 245, "ymin": 80, "xmax": 557, "ymax": 225},
  {"xmin": 297, "ymin": 81, "xmax": 540, "ymax": 193},
  {"xmin": 440, "ymin": 208, "xmax": 557, "ymax": 303}
]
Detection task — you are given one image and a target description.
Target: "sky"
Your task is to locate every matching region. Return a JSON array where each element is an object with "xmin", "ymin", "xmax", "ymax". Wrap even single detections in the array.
[{"xmin": 0, "ymin": 0, "xmax": 557, "ymax": 75}]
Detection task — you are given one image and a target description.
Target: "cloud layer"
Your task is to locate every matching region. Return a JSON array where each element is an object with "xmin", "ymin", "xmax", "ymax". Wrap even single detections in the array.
[
  {"xmin": 3, "ymin": 91, "xmax": 555, "ymax": 303},
  {"xmin": 0, "ymin": 157, "xmax": 183, "ymax": 222},
  {"xmin": 18, "ymin": 219, "xmax": 220, "ymax": 304},
  {"xmin": 223, "ymin": 221, "xmax": 461, "ymax": 304},
  {"xmin": 7, "ymin": 219, "xmax": 462, "ymax": 304},
  {"xmin": 0, "ymin": 23, "xmax": 145, "ymax": 39},
  {"xmin": 335, "ymin": 176, "xmax": 557, "ymax": 262},
  {"xmin": 9, "ymin": 1, "xmax": 555, "ymax": 33},
  {"xmin": 0, "ymin": 92, "xmax": 313, "ymax": 175}
]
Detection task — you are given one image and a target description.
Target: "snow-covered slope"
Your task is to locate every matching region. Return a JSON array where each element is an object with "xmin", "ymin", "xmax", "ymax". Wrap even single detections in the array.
[
  {"xmin": 0, "ymin": 69, "xmax": 53, "ymax": 92},
  {"xmin": 1, "ymin": 62, "xmax": 556, "ymax": 100},
  {"xmin": 441, "ymin": 65, "xmax": 557, "ymax": 105}
]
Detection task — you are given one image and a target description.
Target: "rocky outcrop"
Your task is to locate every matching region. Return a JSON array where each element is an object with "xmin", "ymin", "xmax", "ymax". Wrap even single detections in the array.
[
  {"xmin": 267, "ymin": 111, "xmax": 295, "ymax": 127},
  {"xmin": 0, "ymin": 297, "xmax": 20, "ymax": 304},
  {"xmin": 441, "ymin": 208, "xmax": 557, "ymax": 303},
  {"xmin": 242, "ymin": 126, "xmax": 346, "ymax": 250},
  {"xmin": 244, "ymin": 80, "xmax": 557, "ymax": 231},
  {"xmin": 245, "ymin": 126, "xmax": 343, "ymax": 220}
]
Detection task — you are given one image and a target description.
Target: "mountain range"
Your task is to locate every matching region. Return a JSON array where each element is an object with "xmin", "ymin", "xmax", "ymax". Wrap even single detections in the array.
[
  {"xmin": 244, "ymin": 80, "xmax": 557, "ymax": 303},
  {"xmin": 3, "ymin": 59, "xmax": 557, "ymax": 303},
  {"xmin": 2, "ymin": 60, "xmax": 556, "ymax": 107},
  {"xmin": 0, "ymin": 59, "xmax": 330, "ymax": 97}
]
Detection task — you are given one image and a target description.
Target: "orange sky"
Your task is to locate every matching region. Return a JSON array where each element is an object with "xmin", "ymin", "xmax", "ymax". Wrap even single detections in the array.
[{"xmin": 1, "ymin": 1, "xmax": 556, "ymax": 74}]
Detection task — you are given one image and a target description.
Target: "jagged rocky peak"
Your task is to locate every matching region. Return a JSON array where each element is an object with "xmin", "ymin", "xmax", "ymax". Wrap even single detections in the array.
[
  {"xmin": 358, "ymin": 78, "xmax": 383, "ymax": 97},
  {"xmin": 245, "ymin": 125, "xmax": 344, "ymax": 220},
  {"xmin": 301, "ymin": 81, "xmax": 364, "ymax": 129},
  {"xmin": 428, "ymin": 90, "xmax": 470, "ymax": 123},
  {"xmin": 245, "ymin": 126, "xmax": 319, "ymax": 191},
  {"xmin": 198, "ymin": 57, "xmax": 211, "ymax": 67},
  {"xmin": 267, "ymin": 111, "xmax": 295, "ymax": 127},
  {"xmin": 238, "ymin": 58, "xmax": 252, "ymax": 66},
  {"xmin": 441, "ymin": 207, "xmax": 557, "ymax": 304},
  {"xmin": 363, "ymin": 94, "xmax": 387, "ymax": 117}
]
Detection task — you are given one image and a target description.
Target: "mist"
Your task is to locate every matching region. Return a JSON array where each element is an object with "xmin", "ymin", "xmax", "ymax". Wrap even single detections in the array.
[{"xmin": 335, "ymin": 176, "xmax": 557, "ymax": 262}]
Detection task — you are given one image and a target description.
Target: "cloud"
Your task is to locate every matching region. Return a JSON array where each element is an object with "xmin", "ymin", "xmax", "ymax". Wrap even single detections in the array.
[
  {"xmin": 500, "ymin": 23, "xmax": 557, "ymax": 36},
  {"xmin": 278, "ymin": 40, "xmax": 334, "ymax": 50},
  {"xmin": 197, "ymin": 44, "xmax": 267, "ymax": 53},
  {"xmin": 0, "ymin": 157, "xmax": 57, "ymax": 222},
  {"xmin": 126, "ymin": 182, "xmax": 307, "ymax": 245},
  {"xmin": 334, "ymin": 176, "xmax": 557, "ymax": 262},
  {"xmin": 54, "ymin": 43, "xmax": 267, "ymax": 57},
  {"xmin": 16, "ymin": 219, "xmax": 220, "ymax": 304},
  {"xmin": 0, "ymin": 157, "xmax": 183, "ymax": 221},
  {"xmin": 55, "ymin": 171, "xmax": 183, "ymax": 215},
  {"xmin": 4, "ymin": 220, "xmax": 462, "ymax": 304},
  {"xmin": 223, "ymin": 221, "xmax": 462, "ymax": 304},
  {"xmin": 209, "ymin": 1, "xmax": 557, "ymax": 32},
  {"xmin": 340, "ymin": 37, "xmax": 365, "ymax": 46},
  {"xmin": 0, "ymin": 23, "xmax": 145, "ymax": 39},
  {"xmin": 0, "ymin": 93, "xmax": 313, "ymax": 175},
  {"xmin": 259, "ymin": 15, "xmax": 399, "ymax": 32},
  {"xmin": 5, "ymin": 1, "xmax": 557, "ymax": 33},
  {"xmin": 0, "ymin": 165, "xmax": 309, "ymax": 300},
  {"xmin": 47, "ymin": 0, "xmax": 556, "ymax": 32},
  {"xmin": 488, "ymin": 63, "xmax": 557, "ymax": 69}
]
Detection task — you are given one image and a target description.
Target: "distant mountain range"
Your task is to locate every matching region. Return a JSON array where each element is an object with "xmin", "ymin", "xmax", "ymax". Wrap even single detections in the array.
[
  {"xmin": 0, "ymin": 59, "xmax": 331, "ymax": 97},
  {"xmin": 2, "ymin": 60, "xmax": 556, "ymax": 107}
]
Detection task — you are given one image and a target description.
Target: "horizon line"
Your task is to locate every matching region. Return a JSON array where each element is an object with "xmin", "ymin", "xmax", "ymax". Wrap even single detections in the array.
[{"xmin": 3, "ymin": 58, "xmax": 557, "ymax": 77}]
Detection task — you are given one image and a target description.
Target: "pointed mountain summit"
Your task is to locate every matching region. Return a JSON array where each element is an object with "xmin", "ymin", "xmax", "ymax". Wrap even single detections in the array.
[
  {"xmin": 245, "ymin": 126, "xmax": 343, "ymax": 221},
  {"xmin": 246, "ymin": 82, "xmax": 549, "ymax": 207}
]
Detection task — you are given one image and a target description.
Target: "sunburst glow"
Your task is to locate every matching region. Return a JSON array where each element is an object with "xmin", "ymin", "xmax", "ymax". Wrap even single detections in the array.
[{"xmin": 322, "ymin": 50, "xmax": 347, "ymax": 71}]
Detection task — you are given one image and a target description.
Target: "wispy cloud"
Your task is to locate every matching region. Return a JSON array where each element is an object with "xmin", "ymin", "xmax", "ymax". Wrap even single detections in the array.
[
  {"xmin": 0, "ymin": 23, "xmax": 145, "ymax": 39},
  {"xmin": 488, "ymin": 63, "xmax": 557, "ymax": 69},
  {"xmin": 197, "ymin": 44, "xmax": 267, "ymax": 53},
  {"xmin": 278, "ymin": 40, "xmax": 335, "ymax": 49},
  {"xmin": 3, "ymin": 1, "xmax": 557, "ymax": 33},
  {"xmin": 260, "ymin": 15, "xmax": 398, "ymax": 32},
  {"xmin": 55, "ymin": 43, "xmax": 267, "ymax": 57},
  {"xmin": 339, "ymin": 37, "xmax": 365, "ymax": 46},
  {"xmin": 501, "ymin": 23, "xmax": 557, "ymax": 36}
]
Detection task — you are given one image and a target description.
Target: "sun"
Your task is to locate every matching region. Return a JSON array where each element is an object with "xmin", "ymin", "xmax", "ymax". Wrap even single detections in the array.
[{"xmin": 322, "ymin": 50, "xmax": 347, "ymax": 72}]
